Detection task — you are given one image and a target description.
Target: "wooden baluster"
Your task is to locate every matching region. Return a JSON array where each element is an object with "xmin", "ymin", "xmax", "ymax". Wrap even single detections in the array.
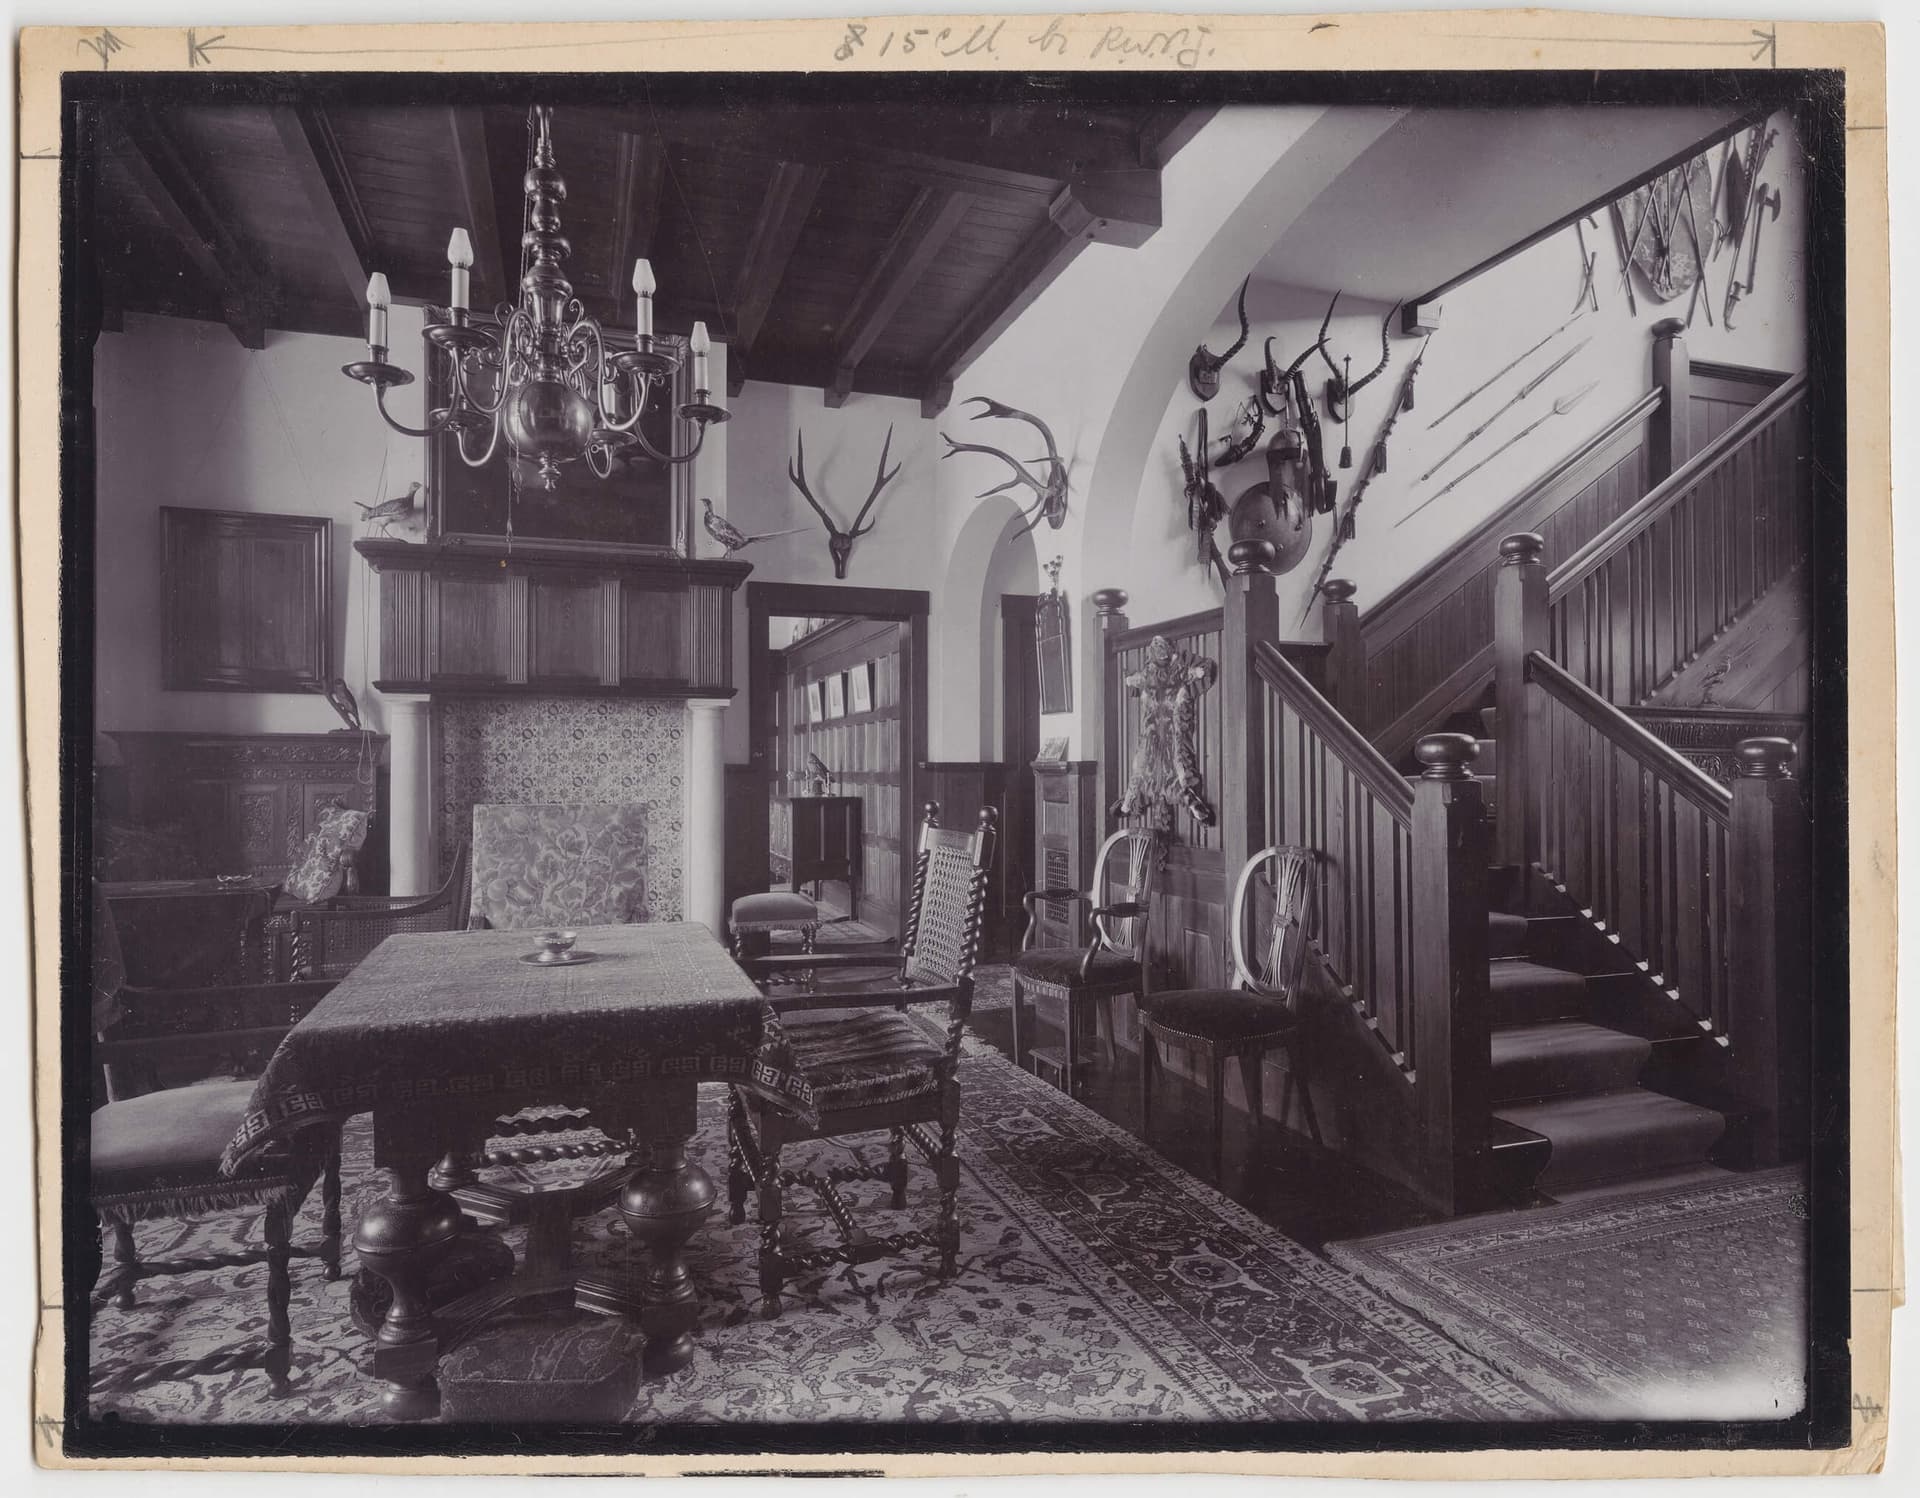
[
  {"xmin": 1091, "ymin": 588, "xmax": 1130, "ymax": 842},
  {"xmin": 1222, "ymin": 541, "xmax": 1280, "ymax": 933},
  {"xmin": 1493, "ymin": 532, "xmax": 1548, "ymax": 874},
  {"xmin": 1320, "ymin": 578, "xmax": 1366, "ymax": 728},
  {"xmin": 1648, "ymin": 316, "xmax": 1691, "ymax": 485},
  {"xmin": 1410, "ymin": 733, "xmax": 1491, "ymax": 1213},
  {"xmin": 1728, "ymin": 737, "xmax": 1810, "ymax": 1165}
]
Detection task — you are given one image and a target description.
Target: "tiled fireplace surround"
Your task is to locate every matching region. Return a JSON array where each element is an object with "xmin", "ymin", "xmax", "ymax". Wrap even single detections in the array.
[{"xmin": 432, "ymin": 697, "xmax": 689, "ymax": 921}]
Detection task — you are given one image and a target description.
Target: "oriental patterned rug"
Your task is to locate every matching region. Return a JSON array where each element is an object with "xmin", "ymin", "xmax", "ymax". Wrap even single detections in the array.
[
  {"xmin": 86, "ymin": 1042, "xmax": 1551, "ymax": 1426},
  {"xmin": 1327, "ymin": 1168, "xmax": 1808, "ymax": 1421}
]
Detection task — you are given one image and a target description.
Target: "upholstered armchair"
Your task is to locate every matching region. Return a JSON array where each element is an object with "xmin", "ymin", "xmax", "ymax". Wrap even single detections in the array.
[
  {"xmin": 728, "ymin": 804, "xmax": 997, "ymax": 1317},
  {"xmin": 466, "ymin": 802, "xmax": 649, "ymax": 931},
  {"xmin": 289, "ymin": 841, "xmax": 471, "ymax": 981},
  {"xmin": 1010, "ymin": 824, "xmax": 1158, "ymax": 1096}
]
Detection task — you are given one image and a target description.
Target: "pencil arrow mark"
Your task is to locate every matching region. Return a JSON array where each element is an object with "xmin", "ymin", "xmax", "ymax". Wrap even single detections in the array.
[{"xmin": 187, "ymin": 29, "xmax": 226, "ymax": 67}]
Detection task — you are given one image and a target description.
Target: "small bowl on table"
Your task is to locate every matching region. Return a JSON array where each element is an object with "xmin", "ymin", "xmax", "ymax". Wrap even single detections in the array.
[{"xmin": 529, "ymin": 929, "xmax": 579, "ymax": 964}]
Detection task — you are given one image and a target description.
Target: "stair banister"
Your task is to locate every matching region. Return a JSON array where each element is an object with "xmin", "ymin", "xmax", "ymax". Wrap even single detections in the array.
[
  {"xmin": 1647, "ymin": 317, "xmax": 1691, "ymax": 484},
  {"xmin": 1320, "ymin": 578, "xmax": 1366, "ymax": 721},
  {"xmin": 1493, "ymin": 533, "xmax": 1549, "ymax": 870},
  {"xmin": 1221, "ymin": 542, "xmax": 1282, "ymax": 898},
  {"xmin": 1091, "ymin": 587, "xmax": 1131, "ymax": 845}
]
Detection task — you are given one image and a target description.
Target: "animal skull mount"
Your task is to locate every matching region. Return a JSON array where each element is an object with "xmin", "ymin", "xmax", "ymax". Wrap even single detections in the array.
[
  {"xmin": 1314, "ymin": 294, "xmax": 1401, "ymax": 426},
  {"xmin": 787, "ymin": 425, "xmax": 901, "ymax": 579},
  {"xmin": 1187, "ymin": 276, "xmax": 1250, "ymax": 402},
  {"xmin": 940, "ymin": 396, "xmax": 1071, "ymax": 537}
]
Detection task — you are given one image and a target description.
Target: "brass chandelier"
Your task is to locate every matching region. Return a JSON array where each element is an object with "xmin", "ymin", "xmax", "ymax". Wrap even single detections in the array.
[{"xmin": 343, "ymin": 105, "xmax": 728, "ymax": 488}]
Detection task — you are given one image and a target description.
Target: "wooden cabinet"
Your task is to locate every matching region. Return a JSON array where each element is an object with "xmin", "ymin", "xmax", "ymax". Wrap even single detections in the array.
[
  {"xmin": 161, "ymin": 508, "xmax": 331, "ymax": 692},
  {"xmin": 789, "ymin": 796, "xmax": 862, "ymax": 913},
  {"xmin": 356, "ymin": 538, "xmax": 749, "ymax": 697}
]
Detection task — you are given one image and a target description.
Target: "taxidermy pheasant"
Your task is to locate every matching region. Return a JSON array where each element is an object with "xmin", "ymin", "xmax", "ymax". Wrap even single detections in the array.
[
  {"xmin": 700, "ymin": 497, "xmax": 810, "ymax": 557},
  {"xmin": 355, "ymin": 481, "xmax": 423, "ymax": 536}
]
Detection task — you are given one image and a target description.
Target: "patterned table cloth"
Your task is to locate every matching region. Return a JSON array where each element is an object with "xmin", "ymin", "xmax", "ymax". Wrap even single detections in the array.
[{"xmin": 222, "ymin": 922, "xmax": 789, "ymax": 1173}]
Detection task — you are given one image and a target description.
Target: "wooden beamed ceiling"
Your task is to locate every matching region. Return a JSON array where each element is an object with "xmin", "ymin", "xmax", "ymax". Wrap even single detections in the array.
[{"xmin": 88, "ymin": 100, "xmax": 1208, "ymax": 410}]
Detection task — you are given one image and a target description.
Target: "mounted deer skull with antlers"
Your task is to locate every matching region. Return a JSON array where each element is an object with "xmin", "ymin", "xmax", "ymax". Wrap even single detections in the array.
[
  {"xmin": 787, "ymin": 425, "xmax": 900, "ymax": 579},
  {"xmin": 1187, "ymin": 277, "xmax": 1251, "ymax": 401},
  {"xmin": 940, "ymin": 396, "xmax": 1071, "ymax": 537}
]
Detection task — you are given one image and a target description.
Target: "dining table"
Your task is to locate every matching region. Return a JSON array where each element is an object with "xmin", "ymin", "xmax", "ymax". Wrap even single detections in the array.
[{"xmin": 222, "ymin": 920, "xmax": 800, "ymax": 1421}]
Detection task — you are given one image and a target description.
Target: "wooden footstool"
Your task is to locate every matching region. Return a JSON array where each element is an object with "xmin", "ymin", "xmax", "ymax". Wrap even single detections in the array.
[
  {"xmin": 727, "ymin": 891, "xmax": 828, "ymax": 961},
  {"xmin": 439, "ymin": 1311, "xmax": 648, "ymax": 1422}
]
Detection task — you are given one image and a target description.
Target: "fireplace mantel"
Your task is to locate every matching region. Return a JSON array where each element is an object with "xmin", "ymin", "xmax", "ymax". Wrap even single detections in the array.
[{"xmin": 356, "ymin": 537, "xmax": 750, "ymax": 697}]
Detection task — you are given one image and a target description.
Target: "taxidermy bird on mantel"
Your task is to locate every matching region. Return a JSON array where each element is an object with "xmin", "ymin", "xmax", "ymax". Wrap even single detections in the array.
[
  {"xmin": 700, "ymin": 497, "xmax": 810, "ymax": 557},
  {"xmin": 355, "ymin": 481, "xmax": 423, "ymax": 536}
]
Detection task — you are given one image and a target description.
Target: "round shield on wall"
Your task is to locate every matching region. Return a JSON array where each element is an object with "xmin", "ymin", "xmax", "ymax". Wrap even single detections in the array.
[{"xmin": 1227, "ymin": 480, "xmax": 1312, "ymax": 575}]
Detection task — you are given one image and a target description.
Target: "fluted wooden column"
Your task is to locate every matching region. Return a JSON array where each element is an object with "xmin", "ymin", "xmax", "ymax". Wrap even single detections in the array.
[
  {"xmin": 683, "ymin": 698, "xmax": 729, "ymax": 936},
  {"xmin": 386, "ymin": 696, "xmax": 434, "ymax": 897}
]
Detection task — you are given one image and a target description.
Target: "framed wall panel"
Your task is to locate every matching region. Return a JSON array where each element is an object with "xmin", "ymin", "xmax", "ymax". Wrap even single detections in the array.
[{"xmin": 160, "ymin": 506, "xmax": 330, "ymax": 693}]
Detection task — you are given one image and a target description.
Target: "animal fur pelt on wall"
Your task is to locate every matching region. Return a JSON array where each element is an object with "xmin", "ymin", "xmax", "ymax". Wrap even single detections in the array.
[{"xmin": 1113, "ymin": 635, "xmax": 1219, "ymax": 831}]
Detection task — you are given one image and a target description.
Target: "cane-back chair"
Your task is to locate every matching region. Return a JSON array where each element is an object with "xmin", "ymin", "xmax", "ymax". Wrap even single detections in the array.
[
  {"xmin": 87, "ymin": 892, "xmax": 342, "ymax": 1397},
  {"xmin": 289, "ymin": 841, "xmax": 471, "ymax": 980},
  {"xmin": 1139, "ymin": 844, "xmax": 1323, "ymax": 1181},
  {"xmin": 1010, "ymin": 824, "xmax": 1158, "ymax": 1095},
  {"xmin": 728, "ymin": 803, "xmax": 997, "ymax": 1317}
]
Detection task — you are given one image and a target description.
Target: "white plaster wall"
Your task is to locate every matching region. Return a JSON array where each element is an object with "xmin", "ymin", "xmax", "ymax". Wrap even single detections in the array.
[
  {"xmin": 92, "ymin": 308, "xmax": 429, "ymax": 735},
  {"xmin": 1123, "ymin": 110, "xmax": 1810, "ymax": 635}
]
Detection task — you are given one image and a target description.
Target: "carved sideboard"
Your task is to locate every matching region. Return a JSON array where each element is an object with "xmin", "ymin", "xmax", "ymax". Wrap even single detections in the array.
[{"xmin": 97, "ymin": 731, "xmax": 389, "ymax": 890}]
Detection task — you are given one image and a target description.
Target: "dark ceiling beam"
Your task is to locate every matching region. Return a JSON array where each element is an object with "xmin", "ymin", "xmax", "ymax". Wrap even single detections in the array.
[
  {"xmin": 822, "ymin": 188, "xmax": 974, "ymax": 409},
  {"xmin": 917, "ymin": 168, "xmax": 1162, "ymax": 415},
  {"xmin": 1135, "ymin": 105, "xmax": 1219, "ymax": 168},
  {"xmin": 731, "ymin": 161, "xmax": 828, "ymax": 354},
  {"xmin": 110, "ymin": 108, "xmax": 271, "ymax": 348},
  {"xmin": 734, "ymin": 347, "xmax": 925, "ymax": 405},
  {"xmin": 606, "ymin": 129, "xmax": 667, "ymax": 301},
  {"xmin": 269, "ymin": 104, "xmax": 377, "ymax": 307},
  {"xmin": 448, "ymin": 106, "xmax": 511, "ymax": 310},
  {"xmin": 581, "ymin": 106, "xmax": 1135, "ymax": 207}
]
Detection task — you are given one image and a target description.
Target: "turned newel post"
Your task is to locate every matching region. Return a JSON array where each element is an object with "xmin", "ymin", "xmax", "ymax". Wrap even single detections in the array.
[
  {"xmin": 1728, "ymin": 737, "xmax": 1810, "ymax": 1165},
  {"xmin": 1493, "ymin": 532, "xmax": 1548, "ymax": 872},
  {"xmin": 1222, "ymin": 541, "xmax": 1280, "ymax": 885},
  {"xmin": 1649, "ymin": 317, "xmax": 1691, "ymax": 485},
  {"xmin": 1409, "ymin": 732, "xmax": 1491, "ymax": 1213},
  {"xmin": 1320, "ymin": 578, "xmax": 1366, "ymax": 726},
  {"xmin": 1091, "ymin": 588, "xmax": 1130, "ymax": 837}
]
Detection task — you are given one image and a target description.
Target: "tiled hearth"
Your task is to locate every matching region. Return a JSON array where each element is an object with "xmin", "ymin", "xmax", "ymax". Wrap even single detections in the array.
[{"xmin": 435, "ymin": 696, "xmax": 687, "ymax": 921}]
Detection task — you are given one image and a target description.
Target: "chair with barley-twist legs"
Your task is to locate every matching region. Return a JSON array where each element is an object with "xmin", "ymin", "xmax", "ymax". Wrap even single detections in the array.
[
  {"xmin": 1010, "ymin": 825, "xmax": 1157, "ymax": 1096},
  {"xmin": 1139, "ymin": 844, "xmax": 1323, "ymax": 1182},
  {"xmin": 727, "ymin": 803, "xmax": 996, "ymax": 1318}
]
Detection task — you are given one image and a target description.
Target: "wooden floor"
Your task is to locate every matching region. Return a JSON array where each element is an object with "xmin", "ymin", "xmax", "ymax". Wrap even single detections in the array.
[{"xmin": 965, "ymin": 1005, "xmax": 1443, "ymax": 1253}]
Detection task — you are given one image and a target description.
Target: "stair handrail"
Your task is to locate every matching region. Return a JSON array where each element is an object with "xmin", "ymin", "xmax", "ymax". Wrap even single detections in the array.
[
  {"xmin": 1252, "ymin": 640, "xmax": 1414, "ymax": 821},
  {"xmin": 1526, "ymin": 651, "xmax": 1732, "ymax": 821},
  {"xmin": 1548, "ymin": 371, "xmax": 1809, "ymax": 600}
]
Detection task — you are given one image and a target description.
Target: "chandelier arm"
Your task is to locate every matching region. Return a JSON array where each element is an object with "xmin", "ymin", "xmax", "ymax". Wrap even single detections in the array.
[
  {"xmin": 453, "ymin": 343, "xmax": 512, "ymax": 417},
  {"xmin": 627, "ymin": 416, "xmax": 708, "ymax": 467},
  {"xmin": 598, "ymin": 371, "xmax": 658, "ymax": 435},
  {"xmin": 372, "ymin": 384, "xmax": 442, "ymax": 441},
  {"xmin": 585, "ymin": 442, "xmax": 615, "ymax": 481},
  {"xmin": 453, "ymin": 410, "xmax": 507, "ymax": 470}
]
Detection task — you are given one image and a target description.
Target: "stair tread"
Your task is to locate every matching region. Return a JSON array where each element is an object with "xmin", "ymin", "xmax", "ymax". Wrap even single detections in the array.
[
  {"xmin": 1490, "ymin": 1019, "xmax": 1649, "ymax": 1061},
  {"xmin": 1488, "ymin": 959, "xmax": 1586, "ymax": 990},
  {"xmin": 1493, "ymin": 1087, "xmax": 1725, "ymax": 1135}
]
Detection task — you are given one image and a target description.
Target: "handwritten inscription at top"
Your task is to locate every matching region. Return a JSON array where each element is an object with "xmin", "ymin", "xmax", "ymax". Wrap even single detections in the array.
[
  {"xmin": 77, "ymin": 28, "xmax": 128, "ymax": 69},
  {"xmin": 836, "ymin": 16, "xmax": 1216, "ymax": 69}
]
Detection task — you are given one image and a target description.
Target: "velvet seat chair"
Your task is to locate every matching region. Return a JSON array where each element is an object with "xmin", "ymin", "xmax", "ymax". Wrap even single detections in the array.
[
  {"xmin": 466, "ymin": 802, "xmax": 648, "ymax": 930},
  {"xmin": 1138, "ymin": 844, "xmax": 1324, "ymax": 1181},
  {"xmin": 87, "ymin": 894, "xmax": 342, "ymax": 1397},
  {"xmin": 1010, "ymin": 825, "xmax": 1157, "ymax": 1095},
  {"xmin": 727, "ymin": 804, "xmax": 996, "ymax": 1317},
  {"xmin": 289, "ymin": 841, "xmax": 471, "ymax": 980}
]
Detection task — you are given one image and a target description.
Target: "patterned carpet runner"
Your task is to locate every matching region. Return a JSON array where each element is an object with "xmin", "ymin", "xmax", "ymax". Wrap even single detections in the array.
[
  {"xmin": 1327, "ymin": 1167, "xmax": 1807, "ymax": 1420},
  {"xmin": 86, "ymin": 1040, "xmax": 1550, "ymax": 1426}
]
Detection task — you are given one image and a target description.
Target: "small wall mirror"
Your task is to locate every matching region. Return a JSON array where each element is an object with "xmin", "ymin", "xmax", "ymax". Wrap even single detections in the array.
[{"xmin": 1035, "ymin": 560, "xmax": 1073, "ymax": 715}]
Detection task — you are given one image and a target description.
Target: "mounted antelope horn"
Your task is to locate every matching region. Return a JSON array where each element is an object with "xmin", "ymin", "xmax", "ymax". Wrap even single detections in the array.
[
  {"xmin": 941, "ymin": 395, "xmax": 1072, "ymax": 537},
  {"xmin": 1325, "ymin": 299, "xmax": 1401, "ymax": 423},
  {"xmin": 788, "ymin": 425, "xmax": 901, "ymax": 580},
  {"xmin": 1187, "ymin": 277, "xmax": 1251, "ymax": 401}
]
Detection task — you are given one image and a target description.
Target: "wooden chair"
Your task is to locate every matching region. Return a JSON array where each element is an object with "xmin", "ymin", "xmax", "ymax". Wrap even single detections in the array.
[
  {"xmin": 87, "ymin": 912, "xmax": 342, "ymax": 1397},
  {"xmin": 727, "ymin": 804, "xmax": 996, "ymax": 1317},
  {"xmin": 1138, "ymin": 844, "xmax": 1323, "ymax": 1181},
  {"xmin": 1010, "ymin": 825, "xmax": 1157, "ymax": 1095},
  {"xmin": 289, "ymin": 841, "xmax": 471, "ymax": 980}
]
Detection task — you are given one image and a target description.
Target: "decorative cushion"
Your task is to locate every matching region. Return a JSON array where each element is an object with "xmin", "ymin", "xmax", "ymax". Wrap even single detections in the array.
[
  {"xmin": 468, "ymin": 802, "xmax": 648, "ymax": 931},
  {"xmin": 780, "ymin": 1007, "xmax": 945, "ymax": 1115},
  {"xmin": 1139, "ymin": 988, "xmax": 1299, "ymax": 1044},
  {"xmin": 283, "ymin": 804, "xmax": 373, "ymax": 905},
  {"xmin": 91, "ymin": 1079, "xmax": 262, "ymax": 1194},
  {"xmin": 730, "ymin": 891, "xmax": 820, "ymax": 931},
  {"xmin": 440, "ymin": 1311, "xmax": 645, "ymax": 1423},
  {"xmin": 1012, "ymin": 947, "xmax": 1142, "ymax": 989}
]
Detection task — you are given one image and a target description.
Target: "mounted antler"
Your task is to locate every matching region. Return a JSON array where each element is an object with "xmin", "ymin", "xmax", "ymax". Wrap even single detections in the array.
[
  {"xmin": 1318, "ymin": 296, "xmax": 1402, "ymax": 423},
  {"xmin": 787, "ymin": 425, "xmax": 900, "ymax": 578},
  {"xmin": 1187, "ymin": 277, "xmax": 1250, "ymax": 401},
  {"xmin": 940, "ymin": 396, "xmax": 1070, "ymax": 537}
]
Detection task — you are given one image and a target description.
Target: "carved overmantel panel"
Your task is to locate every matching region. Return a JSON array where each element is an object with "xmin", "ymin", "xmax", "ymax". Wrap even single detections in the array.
[{"xmin": 355, "ymin": 538, "xmax": 751, "ymax": 698}]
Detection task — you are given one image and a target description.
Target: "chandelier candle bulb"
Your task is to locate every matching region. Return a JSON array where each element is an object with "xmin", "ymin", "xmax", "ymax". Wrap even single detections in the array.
[
  {"xmin": 447, "ymin": 228, "xmax": 473, "ymax": 313},
  {"xmin": 365, "ymin": 272, "xmax": 391, "ymax": 353},
  {"xmin": 633, "ymin": 258, "xmax": 656, "ymax": 341},
  {"xmin": 690, "ymin": 320, "xmax": 711, "ymax": 394}
]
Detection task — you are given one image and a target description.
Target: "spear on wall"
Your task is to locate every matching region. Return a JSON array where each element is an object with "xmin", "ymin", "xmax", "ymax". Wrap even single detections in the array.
[{"xmin": 1298, "ymin": 335, "xmax": 1432, "ymax": 627}]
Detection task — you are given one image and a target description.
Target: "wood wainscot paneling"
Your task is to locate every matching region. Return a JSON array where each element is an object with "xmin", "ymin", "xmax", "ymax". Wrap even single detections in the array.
[
  {"xmin": 1029, "ymin": 759, "xmax": 1098, "ymax": 953},
  {"xmin": 99, "ymin": 730, "xmax": 389, "ymax": 890},
  {"xmin": 357, "ymin": 537, "xmax": 749, "ymax": 697},
  {"xmin": 920, "ymin": 761, "xmax": 1013, "ymax": 956},
  {"xmin": 723, "ymin": 762, "xmax": 770, "ymax": 912}
]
